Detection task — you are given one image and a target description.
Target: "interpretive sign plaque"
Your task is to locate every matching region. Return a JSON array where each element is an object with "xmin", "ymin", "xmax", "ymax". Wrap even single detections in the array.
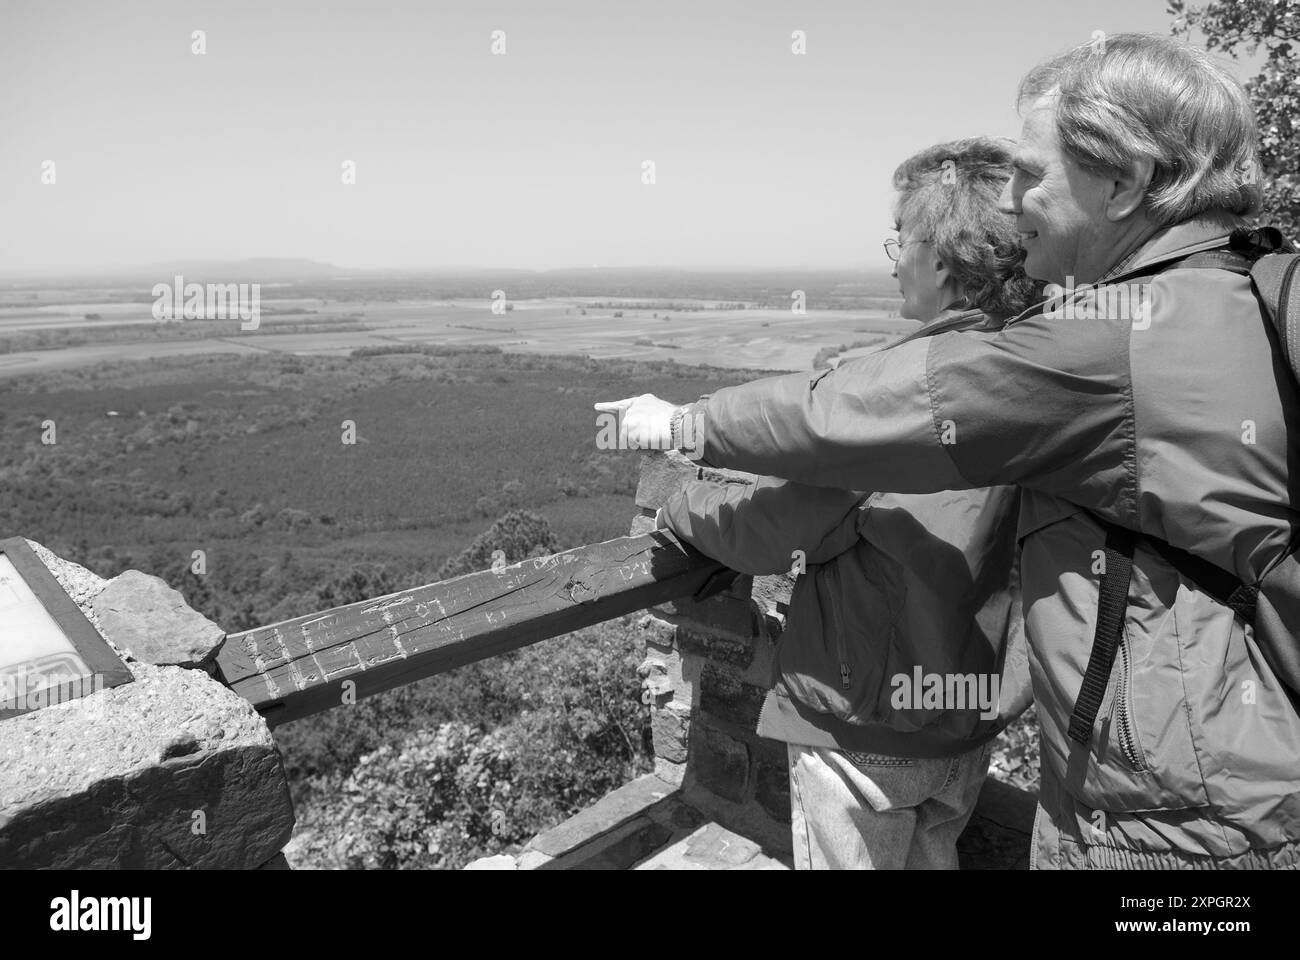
[{"xmin": 0, "ymin": 538, "xmax": 132, "ymax": 719}]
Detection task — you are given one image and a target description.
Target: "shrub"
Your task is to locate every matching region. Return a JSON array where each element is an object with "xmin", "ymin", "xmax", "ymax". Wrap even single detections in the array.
[
  {"xmin": 282, "ymin": 616, "xmax": 654, "ymax": 870},
  {"xmin": 436, "ymin": 509, "xmax": 559, "ymax": 580}
]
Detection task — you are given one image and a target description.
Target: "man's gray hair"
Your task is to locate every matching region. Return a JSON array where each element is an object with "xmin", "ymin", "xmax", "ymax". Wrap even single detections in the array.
[
  {"xmin": 892, "ymin": 137, "xmax": 1042, "ymax": 319},
  {"xmin": 1019, "ymin": 32, "xmax": 1260, "ymax": 225}
]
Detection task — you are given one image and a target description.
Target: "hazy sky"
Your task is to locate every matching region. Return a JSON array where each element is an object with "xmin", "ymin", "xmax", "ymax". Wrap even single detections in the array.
[{"xmin": 0, "ymin": 0, "xmax": 1252, "ymax": 273}]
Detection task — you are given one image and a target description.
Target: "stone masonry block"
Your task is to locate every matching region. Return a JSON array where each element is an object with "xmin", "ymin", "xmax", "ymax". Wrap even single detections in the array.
[
  {"xmin": 0, "ymin": 661, "xmax": 294, "ymax": 869},
  {"xmin": 93, "ymin": 570, "xmax": 225, "ymax": 669},
  {"xmin": 650, "ymin": 699, "xmax": 691, "ymax": 763},
  {"xmin": 691, "ymin": 723, "xmax": 750, "ymax": 804},
  {"xmin": 637, "ymin": 614, "xmax": 677, "ymax": 654},
  {"xmin": 653, "ymin": 592, "xmax": 761, "ymax": 642},
  {"xmin": 654, "ymin": 755, "xmax": 687, "ymax": 787},
  {"xmin": 678, "ymin": 626, "xmax": 754, "ymax": 670},
  {"xmin": 699, "ymin": 663, "xmax": 767, "ymax": 732}
]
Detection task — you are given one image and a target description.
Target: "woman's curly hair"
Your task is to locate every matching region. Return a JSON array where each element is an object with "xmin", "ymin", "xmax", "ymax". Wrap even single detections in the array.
[{"xmin": 892, "ymin": 137, "xmax": 1043, "ymax": 320}]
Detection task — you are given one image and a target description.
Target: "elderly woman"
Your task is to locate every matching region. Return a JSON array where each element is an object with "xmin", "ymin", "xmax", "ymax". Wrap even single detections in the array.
[
  {"xmin": 600, "ymin": 34, "xmax": 1300, "ymax": 870},
  {"xmin": 642, "ymin": 137, "xmax": 1041, "ymax": 869}
]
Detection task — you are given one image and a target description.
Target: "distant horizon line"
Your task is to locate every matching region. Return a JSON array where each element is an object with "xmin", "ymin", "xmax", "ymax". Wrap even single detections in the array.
[{"xmin": 0, "ymin": 258, "xmax": 893, "ymax": 281}]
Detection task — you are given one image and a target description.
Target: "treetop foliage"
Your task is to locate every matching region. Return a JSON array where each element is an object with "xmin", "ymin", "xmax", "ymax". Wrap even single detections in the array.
[{"xmin": 1173, "ymin": 0, "xmax": 1300, "ymax": 237}]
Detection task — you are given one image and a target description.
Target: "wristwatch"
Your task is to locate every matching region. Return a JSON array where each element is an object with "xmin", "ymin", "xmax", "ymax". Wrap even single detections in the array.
[{"xmin": 669, "ymin": 405, "xmax": 690, "ymax": 451}]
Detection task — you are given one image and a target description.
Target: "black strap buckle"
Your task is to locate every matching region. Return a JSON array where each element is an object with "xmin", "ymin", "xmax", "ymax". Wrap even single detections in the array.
[{"xmin": 1230, "ymin": 226, "xmax": 1289, "ymax": 257}]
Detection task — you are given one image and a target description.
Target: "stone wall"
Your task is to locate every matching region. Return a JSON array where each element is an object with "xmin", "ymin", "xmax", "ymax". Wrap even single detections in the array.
[{"xmin": 632, "ymin": 452, "xmax": 795, "ymax": 856}]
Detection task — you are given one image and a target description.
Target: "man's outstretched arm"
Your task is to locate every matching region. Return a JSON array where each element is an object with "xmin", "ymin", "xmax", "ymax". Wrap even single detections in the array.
[{"xmin": 596, "ymin": 319, "xmax": 1129, "ymax": 500}]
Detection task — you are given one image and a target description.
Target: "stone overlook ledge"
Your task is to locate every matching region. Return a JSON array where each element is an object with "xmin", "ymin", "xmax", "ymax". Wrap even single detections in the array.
[{"xmin": 0, "ymin": 542, "xmax": 293, "ymax": 869}]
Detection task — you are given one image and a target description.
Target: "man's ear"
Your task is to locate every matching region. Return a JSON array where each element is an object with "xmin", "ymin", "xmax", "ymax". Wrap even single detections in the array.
[{"xmin": 1106, "ymin": 157, "xmax": 1154, "ymax": 222}]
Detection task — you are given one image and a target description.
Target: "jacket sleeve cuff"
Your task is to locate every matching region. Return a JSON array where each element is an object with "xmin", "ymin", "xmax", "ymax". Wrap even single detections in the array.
[{"xmin": 671, "ymin": 402, "xmax": 708, "ymax": 461}]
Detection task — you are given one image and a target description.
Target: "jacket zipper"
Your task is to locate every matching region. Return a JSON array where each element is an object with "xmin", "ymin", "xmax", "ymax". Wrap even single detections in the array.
[
  {"xmin": 825, "ymin": 565, "xmax": 851, "ymax": 690},
  {"xmin": 1114, "ymin": 632, "xmax": 1147, "ymax": 770}
]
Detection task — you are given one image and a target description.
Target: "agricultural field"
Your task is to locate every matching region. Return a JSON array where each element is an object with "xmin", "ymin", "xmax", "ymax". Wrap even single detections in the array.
[{"xmin": 0, "ymin": 266, "xmax": 915, "ymax": 379}]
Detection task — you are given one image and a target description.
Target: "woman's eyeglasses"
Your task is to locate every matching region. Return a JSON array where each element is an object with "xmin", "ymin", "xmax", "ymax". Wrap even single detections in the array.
[{"xmin": 883, "ymin": 237, "xmax": 934, "ymax": 263}]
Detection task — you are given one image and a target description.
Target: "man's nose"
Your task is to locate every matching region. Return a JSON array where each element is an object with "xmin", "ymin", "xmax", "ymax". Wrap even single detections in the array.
[{"xmin": 997, "ymin": 177, "xmax": 1018, "ymax": 216}]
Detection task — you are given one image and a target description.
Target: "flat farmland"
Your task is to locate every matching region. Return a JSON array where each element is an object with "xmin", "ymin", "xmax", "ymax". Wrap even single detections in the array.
[{"xmin": 0, "ymin": 295, "xmax": 914, "ymax": 379}]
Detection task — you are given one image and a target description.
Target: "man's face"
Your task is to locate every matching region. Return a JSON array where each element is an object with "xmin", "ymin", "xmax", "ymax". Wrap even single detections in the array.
[{"xmin": 1001, "ymin": 96, "xmax": 1115, "ymax": 286}]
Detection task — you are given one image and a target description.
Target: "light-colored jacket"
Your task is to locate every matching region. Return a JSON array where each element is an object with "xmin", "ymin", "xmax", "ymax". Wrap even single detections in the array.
[{"xmin": 676, "ymin": 214, "xmax": 1300, "ymax": 867}]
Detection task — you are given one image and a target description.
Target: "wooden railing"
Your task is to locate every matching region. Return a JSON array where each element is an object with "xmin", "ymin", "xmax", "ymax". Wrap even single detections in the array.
[
  {"xmin": 214, "ymin": 532, "xmax": 735, "ymax": 727},
  {"xmin": 213, "ymin": 521, "xmax": 1036, "ymax": 868}
]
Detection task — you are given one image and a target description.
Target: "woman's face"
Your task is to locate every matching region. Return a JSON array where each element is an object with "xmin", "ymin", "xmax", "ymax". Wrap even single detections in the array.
[{"xmin": 892, "ymin": 222, "xmax": 945, "ymax": 322}]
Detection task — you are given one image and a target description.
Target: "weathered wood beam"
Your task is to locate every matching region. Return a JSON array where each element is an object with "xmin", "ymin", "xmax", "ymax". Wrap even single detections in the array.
[{"xmin": 213, "ymin": 532, "xmax": 732, "ymax": 727}]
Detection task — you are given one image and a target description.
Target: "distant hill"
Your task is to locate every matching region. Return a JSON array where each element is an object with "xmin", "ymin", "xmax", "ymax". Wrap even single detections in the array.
[
  {"xmin": 0, "ymin": 258, "xmax": 342, "ymax": 286},
  {"xmin": 0, "ymin": 261, "xmax": 902, "ymax": 308},
  {"xmin": 290, "ymin": 266, "xmax": 903, "ymax": 307},
  {"xmin": 141, "ymin": 258, "xmax": 342, "ymax": 281}
]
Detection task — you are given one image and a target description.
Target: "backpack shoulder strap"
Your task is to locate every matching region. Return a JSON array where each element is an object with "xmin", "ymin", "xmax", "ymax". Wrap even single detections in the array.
[
  {"xmin": 1067, "ymin": 520, "xmax": 1136, "ymax": 744},
  {"xmin": 1068, "ymin": 513, "xmax": 1259, "ymax": 746},
  {"xmin": 1168, "ymin": 249, "xmax": 1253, "ymax": 276},
  {"xmin": 1250, "ymin": 253, "xmax": 1300, "ymax": 380}
]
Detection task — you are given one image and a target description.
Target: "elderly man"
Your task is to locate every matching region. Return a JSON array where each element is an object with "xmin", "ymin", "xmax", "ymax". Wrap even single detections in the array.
[{"xmin": 597, "ymin": 33, "xmax": 1300, "ymax": 869}]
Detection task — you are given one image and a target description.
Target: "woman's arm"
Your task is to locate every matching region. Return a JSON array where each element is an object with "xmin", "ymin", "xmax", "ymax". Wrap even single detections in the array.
[{"xmin": 658, "ymin": 475, "xmax": 865, "ymax": 576}]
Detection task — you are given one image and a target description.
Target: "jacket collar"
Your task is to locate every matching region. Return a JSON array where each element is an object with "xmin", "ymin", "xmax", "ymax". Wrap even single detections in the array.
[
  {"xmin": 1100, "ymin": 212, "xmax": 1246, "ymax": 284},
  {"xmin": 883, "ymin": 305, "xmax": 1002, "ymax": 351},
  {"xmin": 1006, "ymin": 211, "xmax": 1247, "ymax": 326},
  {"xmin": 911, "ymin": 305, "xmax": 1002, "ymax": 338}
]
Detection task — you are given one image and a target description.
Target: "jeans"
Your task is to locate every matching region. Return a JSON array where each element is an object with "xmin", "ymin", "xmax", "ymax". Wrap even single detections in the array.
[{"xmin": 787, "ymin": 739, "xmax": 993, "ymax": 869}]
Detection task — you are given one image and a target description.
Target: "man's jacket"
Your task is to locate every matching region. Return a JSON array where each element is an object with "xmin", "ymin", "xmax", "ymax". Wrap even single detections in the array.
[
  {"xmin": 676, "ymin": 214, "xmax": 1300, "ymax": 867},
  {"xmin": 662, "ymin": 312, "xmax": 1031, "ymax": 759}
]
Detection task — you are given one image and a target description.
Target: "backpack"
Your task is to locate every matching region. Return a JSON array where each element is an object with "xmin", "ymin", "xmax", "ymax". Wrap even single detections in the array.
[{"xmin": 1070, "ymin": 226, "xmax": 1300, "ymax": 745}]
